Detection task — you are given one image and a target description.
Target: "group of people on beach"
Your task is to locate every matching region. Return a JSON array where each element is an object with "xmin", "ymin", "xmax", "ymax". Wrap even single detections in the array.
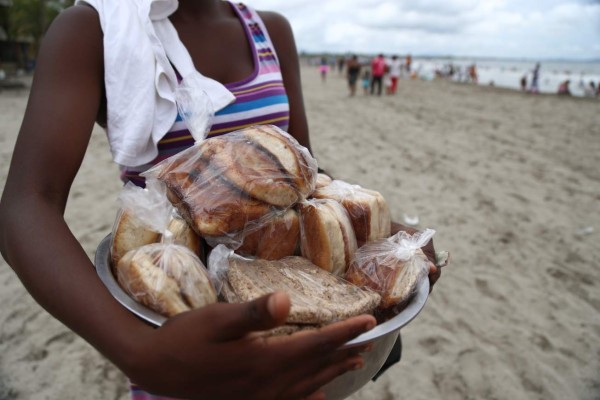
[
  {"xmin": 321, "ymin": 54, "xmax": 415, "ymax": 97},
  {"xmin": 520, "ymin": 62, "xmax": 600, "ymax": 98}
]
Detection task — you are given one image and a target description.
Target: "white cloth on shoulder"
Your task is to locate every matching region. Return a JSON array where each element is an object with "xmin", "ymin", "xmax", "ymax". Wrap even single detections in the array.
[{"xmin": 76, "ymin": 0, "xmax": 235, "ymax": 167}]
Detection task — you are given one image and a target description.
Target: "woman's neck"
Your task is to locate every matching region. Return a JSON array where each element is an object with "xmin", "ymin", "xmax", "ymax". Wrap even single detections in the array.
[{"xmin": 173, "ymin": 0, "xmax": 228, "ymax": 21}]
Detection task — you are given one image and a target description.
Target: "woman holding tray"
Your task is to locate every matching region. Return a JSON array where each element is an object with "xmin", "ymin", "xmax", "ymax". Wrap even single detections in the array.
[{"xmin": 0, "ymin": 0, "xmax": 442, "ymax": 398}]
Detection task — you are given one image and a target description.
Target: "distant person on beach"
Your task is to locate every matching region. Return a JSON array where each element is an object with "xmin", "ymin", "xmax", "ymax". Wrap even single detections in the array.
[
  {"xmin": 0, "ymin": 1, "xmax": 444, "ymax": 399},
  {"xmin": 361, "ymin": 69, "xmax": 371, "ymax": 95},
  {"xmin": 388, "ymin": 55, "xmax": 402, "ymax": 94},
  {"xmin": 319, "ymin": 56, "xmax": 330, "ymax": 82},
  {"xmin": 557, "ymin": 80, "xmax": 571, "ymax": 96},
  {"xmin": 520, "ymin": 75, "xmax": 527, "ymax": 91},
  {"xmin": 370, "ymin": 54, "xmax": 386, "ymax": 95},
  {"xmin": 405, "ymin": 54, "xmax": 412, "ymax": 73},
  {"xmin": 337, "ymin": 55, "xmax": 346, "ymax": 75},
  {"xmin": 468, "ymin": 64, "xmax": 478, "ymax": 84},
  {"xmin": 583, "ymin": 81, "xmax": 597, "ymax": 97},
  {"xmin": 529, "ymin": 62, "xmax": 540, "ymax": 94},
  {"xmin": 346, "ymin": 55, "xmax": 361, "ymax": 96}
]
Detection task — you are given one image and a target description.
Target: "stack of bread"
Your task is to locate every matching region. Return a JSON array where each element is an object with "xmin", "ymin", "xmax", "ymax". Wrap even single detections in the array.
[
  {"xmin": 110, "ymin": 181, "xmax": 217, "ymax": 318},
  {"xmin": 110, "ymin": 124, "xmax": 430, "ymax": 326},
  {"xmin": 209, "ymin": 245, "xmax": 381, "ymax": 335}
]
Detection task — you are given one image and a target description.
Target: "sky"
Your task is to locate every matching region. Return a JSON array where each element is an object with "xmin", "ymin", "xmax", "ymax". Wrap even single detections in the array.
[{"xmin": 248, "ymin": 0, "xmax": 600, "ymax": 61}]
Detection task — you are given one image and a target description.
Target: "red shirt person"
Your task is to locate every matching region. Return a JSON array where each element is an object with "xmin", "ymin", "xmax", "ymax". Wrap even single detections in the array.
[{"xmin": 370, "ymin": 54, "xmax": 386, "ymax": 95}]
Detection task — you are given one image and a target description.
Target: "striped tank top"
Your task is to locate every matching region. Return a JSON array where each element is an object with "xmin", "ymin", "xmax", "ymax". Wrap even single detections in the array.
[{"xmin": 121, "ymin": 2, "xmax": 290, "ymax": 187}]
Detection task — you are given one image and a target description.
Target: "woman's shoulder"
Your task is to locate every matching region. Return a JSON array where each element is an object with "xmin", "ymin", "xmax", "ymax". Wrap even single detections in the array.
[
  {"xmin": 256, "ymin": 10, "xmax": 293, "ymax": 39},
  {"xmin": 42, "ymin": 4, "xmax": 103, "ymax": 58},
  {"xmin": 52, "ymin": 3, "xmax": 102, "ymax": 33}
]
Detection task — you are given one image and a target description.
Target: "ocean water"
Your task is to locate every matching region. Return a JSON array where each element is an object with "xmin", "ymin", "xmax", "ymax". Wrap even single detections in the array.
[{"xmin": 412, "ymin": 58, "xmax": 600, "ymax": 97}]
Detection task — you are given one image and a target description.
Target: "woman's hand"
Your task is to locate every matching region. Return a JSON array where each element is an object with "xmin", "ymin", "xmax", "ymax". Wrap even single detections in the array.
[
  {"xmin": 390, "ymin": 221, "xmax": 443, "ymax": 292},
  {"xmin": 128, "ymin": 292, "xmax": 376, "ymax": 400}
]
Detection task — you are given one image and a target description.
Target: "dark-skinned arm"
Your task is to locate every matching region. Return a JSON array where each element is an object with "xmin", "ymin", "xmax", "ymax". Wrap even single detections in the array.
[{"xmin": 0, "ymin": 6, "xmax": 376, "ymax": 399}]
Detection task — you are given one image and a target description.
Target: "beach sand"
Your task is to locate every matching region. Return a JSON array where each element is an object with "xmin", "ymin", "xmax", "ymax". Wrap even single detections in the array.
[{"xmin": 1, "ymin": 65, "xmax": 599, "ymax": 400}]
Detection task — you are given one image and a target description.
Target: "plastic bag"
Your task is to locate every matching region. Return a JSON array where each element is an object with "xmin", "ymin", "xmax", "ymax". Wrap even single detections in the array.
[
  {"xmin": 345, "ymin": 229, "xmax": 435, "ymax": 309},
  {"xmin": 142, "ymin": 125, "xmax": 318, "ymax": 239},
  {"xmin": 116, "ymin": 240, "xmax": 217, "ymax": 318},
  {"xmin": 297, "ymin": 198, "xmax": 358, "ymax": 276},
  {"xmin": 110, "ymin": 180, "xmax": 202, "ymax": 267},
  {"xmin": 208, "ymin": 245, "xmax": 380, "ymax": 325},
  {"xmin": 175, "ymin": 73, "xmax": 215, "ymax": 142},
  {"xmin": 311, "ymin": 179, "xmax": 391, "ymax": 246},
  {"xmin": 110, "ymin": 180, "xmax": 174, "ymax": 267},
  {"xmin": 233, "ymin": 208, "xmax": 300, "ymax": 260},
  {"xmin": 110, "ymin": 179, "xmax": 216, "ymax": 318}
]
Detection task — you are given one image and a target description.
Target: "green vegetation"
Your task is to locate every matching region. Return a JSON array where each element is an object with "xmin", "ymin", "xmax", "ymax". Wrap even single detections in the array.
[{"xmin": 3, "ymin": 0, "xmax": 74, "ymax": 57}]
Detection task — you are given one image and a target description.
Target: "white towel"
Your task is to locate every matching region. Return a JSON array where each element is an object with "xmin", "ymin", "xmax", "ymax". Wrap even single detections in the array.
[{"xmin": 76, "ymin": 0, "xmax": 235, "ymax": 167}]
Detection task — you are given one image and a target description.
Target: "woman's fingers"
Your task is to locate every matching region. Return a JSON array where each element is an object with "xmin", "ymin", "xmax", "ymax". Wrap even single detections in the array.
[
  {"xmin": 428, "ymin": 262, "xmax": 442, "ymax": 292},
  {"xmin": 202, "ymin": 292, "xmax": 291, "ymax": 341}
]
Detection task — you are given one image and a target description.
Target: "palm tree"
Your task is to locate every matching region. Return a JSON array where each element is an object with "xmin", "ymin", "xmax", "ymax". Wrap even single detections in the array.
[{"xmin": 7, "ymin": 0, "xmax": 74, "ymax": 60}]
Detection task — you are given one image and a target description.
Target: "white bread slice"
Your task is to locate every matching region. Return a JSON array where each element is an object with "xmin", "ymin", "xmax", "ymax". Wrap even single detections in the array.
[
  {"xmin": 312, "ymin": 180, "xmax": 391, "ymax": 245},
  {"xmin": 298, "ymin": 199, "xmax": 358, "ymax": 276},
  {"xmin": 116, "ymin": 244, "xmax": 217, "ymax": 317},
  {"xmin": 116, "ymin": 250, "xmax": 191, "ymax": 317}
]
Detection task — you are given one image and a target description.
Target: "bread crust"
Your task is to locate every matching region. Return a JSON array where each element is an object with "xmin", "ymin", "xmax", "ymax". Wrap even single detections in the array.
[
  {"xmin": 312, "ymin": 181, "xmax": 391, "ymax": 246},
  {"xmin": 345, "ymin": 244, "xmax": 427, "ymax": 308},
  {"xmin": 224, "ymin": 256, "xmax": 380, "ymax": 325},
  {"xmin": 237, "ymin": 208, "xmax": 300, "ymax": 260},
  {"xmin": 298, "ymin": 199, "xmax": 357, "ymax": 276},
  {"xmin": 243, "ymin": 125, "xmax": 316, "ymax": 199},
  {"xmin": 116, "ymin": 244, "xmax": 217, "ymax": 317},
  {"xmin": 199, "ymin": 131, "xmax": 299, "ymax": 207},
  {"xmin": 163, "ymin": 161, "xmax": 273, "ymax": 237},
  {"xmin": 111, "ymin": 209, "xmax": 161, "ymax": 270}
]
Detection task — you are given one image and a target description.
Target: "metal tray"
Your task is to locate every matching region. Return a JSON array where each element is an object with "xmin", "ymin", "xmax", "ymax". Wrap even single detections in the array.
[{"xmin": 94, "ymin": 234, "xmax": 429, "ymax": 399}]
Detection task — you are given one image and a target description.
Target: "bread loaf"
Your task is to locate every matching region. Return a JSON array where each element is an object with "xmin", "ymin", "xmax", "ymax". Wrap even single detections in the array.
[
  {"xmin": 163, "ymin": 213, "xmax": 202, "ymax": 256},
  {"xmin": 315, "ymin": 173, "xmax": 333, "ymax": 189},
  {"xmin": 345, "ymin": 240, "xmax": 429, "ymax": 309},
  {"xmin": 163, "ymin": 162, "xmax": 273, "ymax": 237},
  {"xmin": 146, "ymin": 125, "xmax": 318, "ymax": 236},
  {"xmin": 223, "ymin": 255, "xmax": 380, "ymax": 325},
  {"xmin": 311, "ymin": 180, "xmax": 391, "ymax": 246},
  {"xmin": 298, "ymin": 199, "xmax": 358, "ymax": 276},
  {"xmin": 116, "ymin": 243, "xmax": 217, "ymax": 317},
  {"xmin": 236, "ymin": 208, "xmax": 300, "ymax": 260},
  {"xmin": 242, "ymin": 125, "xmax": 317, "ymax": 200},
  {"xmin": 197, "ymin": 125, "xmax": 316, "ymax": 207},
  {"xmin": 111, "ymin": 209, "xmax": 161, "ymax": 269}
]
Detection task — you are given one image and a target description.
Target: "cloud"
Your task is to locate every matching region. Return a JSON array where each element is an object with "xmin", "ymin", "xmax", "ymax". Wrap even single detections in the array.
[{"xmin": 249, "ymin": 0, "xmax": 600, "ymax": 59}]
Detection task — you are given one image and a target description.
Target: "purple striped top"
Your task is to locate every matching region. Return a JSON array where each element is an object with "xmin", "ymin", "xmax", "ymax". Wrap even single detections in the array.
[{"xmin": 121, "ymin": 1, "xmax": 290, "ymax": 187}]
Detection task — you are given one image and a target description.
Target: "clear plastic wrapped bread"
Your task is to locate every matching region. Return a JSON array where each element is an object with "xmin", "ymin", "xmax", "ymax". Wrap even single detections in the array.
[
  {"xmin": 311, "ymin": 179, "xmax": 391, "ymax": 246},
  {"xmin": 315, "ymin": 172, "xmax": 333, "ymax": 189},
  {"xmin": 208, "ymin": 245, "xmax": 380, "ymax": 328},
  {"xmin": 234, "ymin": 208, "xmax": 300, "ymax": 260},
  {"xmin": 110, "ymin": 181, "xmax": 202, "ymax": 268},
  {"xmin": 298, "ymin": 198, "xmax": 358, "ymax": 276},
  {"xmin": 116, "ymin": 240, "xmax": 217, "ymax": 317},
  {"xmin": 142, "ymin": 125, "xmax": 318, "ymax": 238},
  {"xmin": 345, "ymin": 229, "xmax": 435, "ymax": 309}
]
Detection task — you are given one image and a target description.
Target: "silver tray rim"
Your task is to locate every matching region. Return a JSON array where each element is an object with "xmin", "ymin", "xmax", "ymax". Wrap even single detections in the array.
[{"xmin": 94, "ymin": 234, "xmax": 429, "ymax": 345}]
